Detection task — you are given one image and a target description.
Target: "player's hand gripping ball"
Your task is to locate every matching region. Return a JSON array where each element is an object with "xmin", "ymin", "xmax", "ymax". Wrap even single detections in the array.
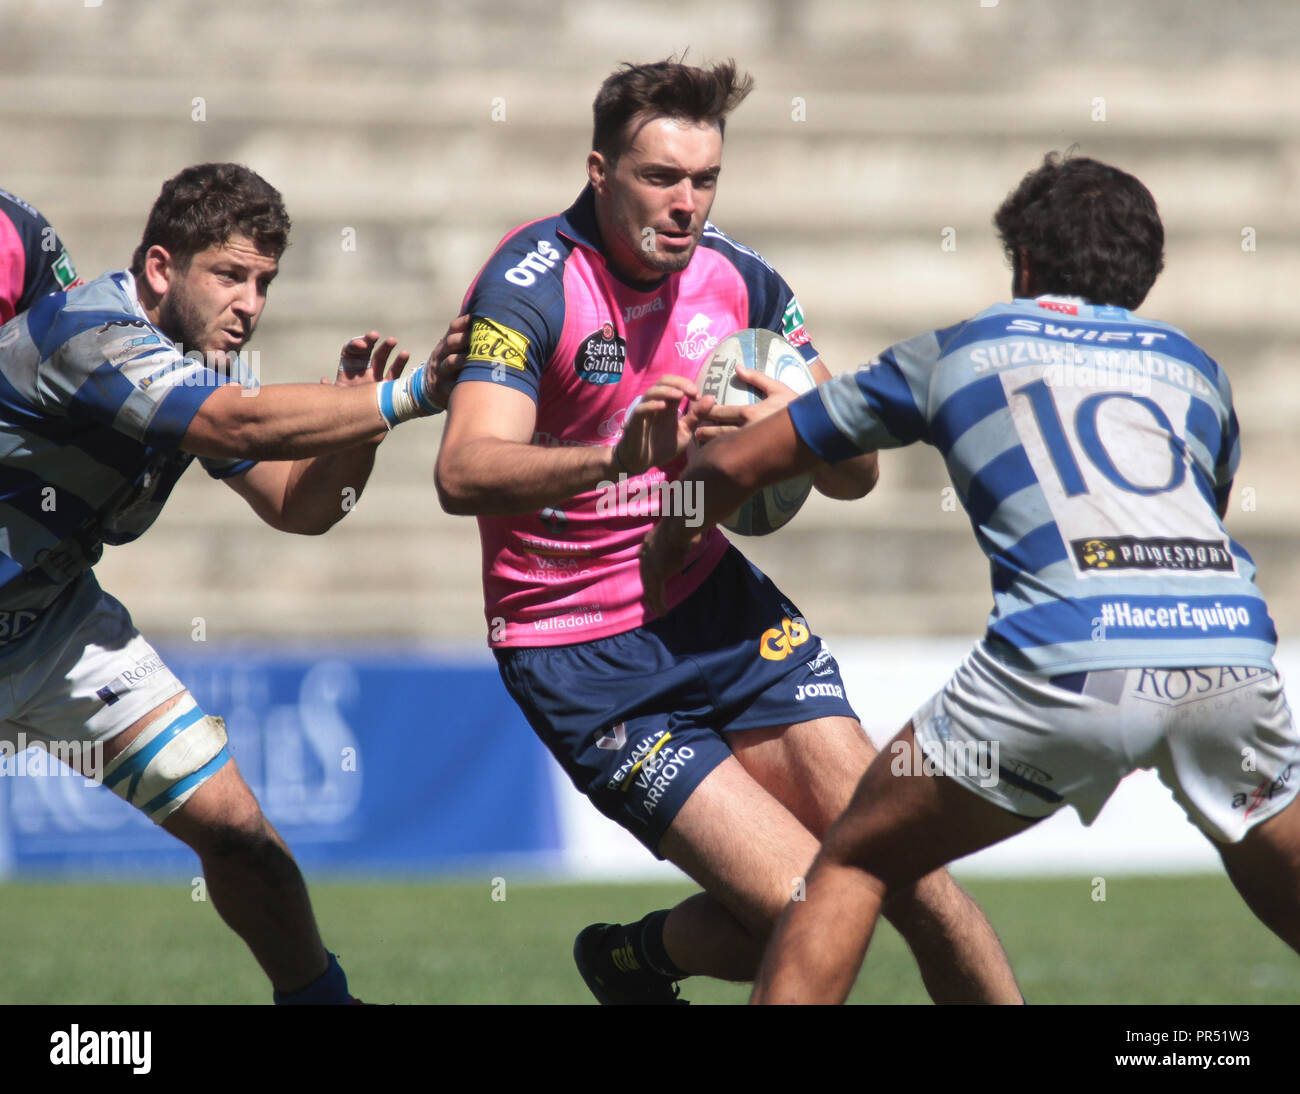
[{"xmin": 696, "ymin": 328, "xmax": 816, "ymax": 535}]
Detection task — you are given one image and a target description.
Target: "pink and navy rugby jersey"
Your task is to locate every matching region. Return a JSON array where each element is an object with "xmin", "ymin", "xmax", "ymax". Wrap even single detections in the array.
[
  {"xmin": 458, "ymin": 185, "xmax": 817, "ymax": 647},
  {"xmin": 1, "ymin": 188, "xmax": 81, "ymax": 325}
]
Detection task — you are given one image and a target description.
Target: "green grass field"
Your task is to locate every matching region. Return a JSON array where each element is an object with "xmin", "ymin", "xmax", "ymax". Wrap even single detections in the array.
[{"xmin": 1, "ymin": 874, "xmax": 1295, "ymax": 1004}]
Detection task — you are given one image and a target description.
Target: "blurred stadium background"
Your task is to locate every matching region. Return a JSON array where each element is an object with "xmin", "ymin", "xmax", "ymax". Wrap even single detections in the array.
[{"xmin": 1, "ymin": 0, "xmax": 1298, "ymax": 1002}]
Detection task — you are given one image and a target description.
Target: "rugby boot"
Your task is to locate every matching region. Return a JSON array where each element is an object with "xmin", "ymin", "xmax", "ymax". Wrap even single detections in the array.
[{"xmin": 573, "ymin": 922, "xmax": 688, "ymax": 1005}]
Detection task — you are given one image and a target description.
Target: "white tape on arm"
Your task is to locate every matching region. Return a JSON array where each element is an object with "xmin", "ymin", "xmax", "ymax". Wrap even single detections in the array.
[{"xmin": 376, "ymin": 361, "xmax": 443, "ymax": 429}]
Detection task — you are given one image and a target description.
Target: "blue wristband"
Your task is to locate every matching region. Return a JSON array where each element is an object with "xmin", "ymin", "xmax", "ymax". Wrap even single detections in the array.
[{"xmin": 376, "ymin": 380, "xmax": 400, "ymax": 428}]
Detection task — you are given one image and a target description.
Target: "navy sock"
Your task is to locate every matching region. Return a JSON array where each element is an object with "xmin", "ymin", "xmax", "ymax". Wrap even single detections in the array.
[
  {"xmin": 272, "ymin": 952, "xmax": 351, "ymax": 1005},
  {"xmin": 630, "ymin": 910, "xmax": 686, "ymax": 981}
]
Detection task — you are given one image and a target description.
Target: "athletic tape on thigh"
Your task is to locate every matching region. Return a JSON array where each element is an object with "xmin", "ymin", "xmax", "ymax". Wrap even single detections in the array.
[{"xmin": 102, "ymin": 697, "xmax": 230, "ymax": 823}]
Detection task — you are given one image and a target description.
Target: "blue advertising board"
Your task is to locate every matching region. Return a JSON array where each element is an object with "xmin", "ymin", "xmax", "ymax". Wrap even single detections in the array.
[{"xmin": 0, "ymin": 647, "xmax": 563, "ymax": 878}]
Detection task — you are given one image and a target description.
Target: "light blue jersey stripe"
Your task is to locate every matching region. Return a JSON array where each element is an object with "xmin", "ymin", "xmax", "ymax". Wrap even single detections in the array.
[
  {"xmin": 788, "ymin": 296, "xmax": 1277, "ymax": 673},
  {"xmin": 0, "ymin": 271, "xmax": 255, "ymax": 633}
]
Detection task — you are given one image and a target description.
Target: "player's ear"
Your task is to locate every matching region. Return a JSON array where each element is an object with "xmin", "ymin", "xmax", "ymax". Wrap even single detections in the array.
[
  {"xmin": 142, "ymin": 245, "xmax": 177, "ymax": 298},
  {"xmin": 587, "ymin": 151, "xmax": 609, "ymax": 195}
]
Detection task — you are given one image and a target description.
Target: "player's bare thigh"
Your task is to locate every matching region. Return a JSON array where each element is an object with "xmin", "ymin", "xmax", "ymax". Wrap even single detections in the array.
[
  {"xmin": 728, "ymin": 715, "xmax": 877, "ymax": 838},
  {"xmin": 823, "ymin": 722, "xmax": 1038, "ymax": 885},
  {"xmin": 655, "ymin": 717, "xmax": 876, "ymax": 934},
  {"xmin": 657, "ymin": 716, "xmax": 877, "ymax": 921},
  {"xmin": 731, "ymin": 716, "xmax": 1026, "ymax": 929},
  {"xmin": 1213, "ymin": 790, "xmax": 1300, "ymax": 938},
  {"xmin": 658, "ymin": 754, "xmax": 820, "ymax": 938}
]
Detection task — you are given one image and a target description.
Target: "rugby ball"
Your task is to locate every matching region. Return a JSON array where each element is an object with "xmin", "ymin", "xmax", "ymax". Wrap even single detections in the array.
[{"xmin": 697, "ymin": 328, "xmax": 816, "ymax": 536}]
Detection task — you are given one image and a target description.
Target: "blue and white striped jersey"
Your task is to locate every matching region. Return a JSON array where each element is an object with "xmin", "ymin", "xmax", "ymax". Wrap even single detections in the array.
[
  {"xmin": 788, "ymin": 295, "xmax": 1277, "ymax": 674},
  {"xmin": 0, "ymin": 270, "xmax": 254, "ymax": 663}
]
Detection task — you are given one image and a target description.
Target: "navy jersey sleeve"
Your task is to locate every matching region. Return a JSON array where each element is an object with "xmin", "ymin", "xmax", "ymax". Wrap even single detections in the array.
[
  {"xmin": 457, "ymin": 222, "xmax": 569, "ymax": 402},
  {"xmin": 698, "ymin": 224, "xmax": 818, "ymax": 365},
  {"xmin": 0, "ymin": 189, "xmax": 80, "ymax": 317}
]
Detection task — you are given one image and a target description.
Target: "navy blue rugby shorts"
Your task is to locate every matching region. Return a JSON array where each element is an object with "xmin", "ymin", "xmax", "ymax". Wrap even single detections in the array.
[{"xmin": 495, "ymin": 548, "xmax": 859, "ymax": 854}]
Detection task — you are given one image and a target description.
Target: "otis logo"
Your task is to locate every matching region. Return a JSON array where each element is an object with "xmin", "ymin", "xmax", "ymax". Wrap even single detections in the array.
[
  {"xmin": 503, "ymin": 239, "xmax": 562, "ymax": 286},
  {"xmin": 574, "ymin": 324, "xmax": 627, "ymax": 385},
  {"xmin": 760, "ymin": 617, "xmax": 811, "ymax": 661}
]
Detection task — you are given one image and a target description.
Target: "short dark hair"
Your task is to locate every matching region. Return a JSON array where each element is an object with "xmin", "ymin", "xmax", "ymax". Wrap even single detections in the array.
[
  {"xmin": 592, "ymin": 58, "xmax": 754, "ymax": 162},
  {"xmin": 130, "ymin": 163, "xmax": 290, "ymax": 276},
  {"xmin": 994, "ymin": 152, "xmax": 1165, "ymax": 310}
]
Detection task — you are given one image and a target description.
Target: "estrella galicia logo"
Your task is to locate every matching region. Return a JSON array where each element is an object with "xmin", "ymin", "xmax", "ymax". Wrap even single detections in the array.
[{"xmin": 574, "ymin": 323, "xmax": 627, "ymax": 385}]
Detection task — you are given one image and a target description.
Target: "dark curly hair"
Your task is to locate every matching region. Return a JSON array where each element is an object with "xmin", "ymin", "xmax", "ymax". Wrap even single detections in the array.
[
  {"xmin": 994, "ymin": 152, "xmax": 1164, "ymax": 310},
  {"xmin": 130, "ymin": 163, "xmax": 290, "ymax": 275},
  {"xmin": 592, "ymin": 57, "xmax": 754, "ymax": 163}
]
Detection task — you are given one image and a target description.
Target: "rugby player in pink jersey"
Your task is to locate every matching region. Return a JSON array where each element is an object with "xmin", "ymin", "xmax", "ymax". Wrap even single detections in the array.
[{"xmin": 435, "ymin": 58, "xmax": 1021, "ymax": 1004}]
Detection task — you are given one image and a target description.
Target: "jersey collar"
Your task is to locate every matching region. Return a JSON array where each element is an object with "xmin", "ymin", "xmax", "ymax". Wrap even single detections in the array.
[
  {"xmin": 1015, "ymin": 293, "xmax": 1132, "ymax": 320},
  {"xmin": 557, "ymin": 185, "xmax": 603, "ymax": 253},
  {"xmin": 557, "ymin": 185, "xmax": 675, "ymax": 293}
]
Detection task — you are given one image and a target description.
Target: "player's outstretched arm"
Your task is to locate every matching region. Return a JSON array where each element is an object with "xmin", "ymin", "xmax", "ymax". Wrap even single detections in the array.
[
  {"xmin": 693, "ymin": 361, "xmax": 878, "ymax": 499},
  {"xmin": 183, "ymin": 354, "xmax": 438, "ymax": 463},
  {"xmin": 183, "ymin": 383, "xmax": 385, "ymax": 460},
  {"xmin": 436, "ymin": 374, "xmax": 709, "ymax": 517},
  {"xmin": 224, "ymin": 333, "xmax": 416, "ymax": 534}
]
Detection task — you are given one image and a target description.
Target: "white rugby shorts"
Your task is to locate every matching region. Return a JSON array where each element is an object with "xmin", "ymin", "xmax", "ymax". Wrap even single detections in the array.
[
  {"xmin": 1, "ymin": 590, "xmax": 186, "ymax": 761},
  {"xmin": 911, "ymin": 642, "xmax": 1299, "ymax": 843}
]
